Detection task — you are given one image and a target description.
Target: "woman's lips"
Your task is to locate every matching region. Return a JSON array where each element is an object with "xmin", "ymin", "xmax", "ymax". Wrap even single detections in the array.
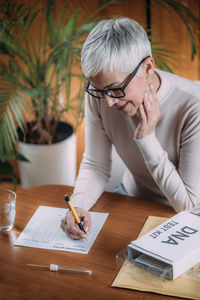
[{"xmin": 116, "ymin": 102, "xmax": 129, "ymax": 111}]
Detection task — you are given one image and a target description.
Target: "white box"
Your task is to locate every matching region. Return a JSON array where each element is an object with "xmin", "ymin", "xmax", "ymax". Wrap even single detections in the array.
[{"xmin": 128, "ymin": 211, "xmax": 200, "ymax": 280}]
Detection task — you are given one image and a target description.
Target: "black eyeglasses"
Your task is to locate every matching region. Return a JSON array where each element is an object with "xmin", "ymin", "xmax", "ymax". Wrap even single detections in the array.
[{"xmin": 85, "ymin": 56, "xmax": 150, "ymax": 99}]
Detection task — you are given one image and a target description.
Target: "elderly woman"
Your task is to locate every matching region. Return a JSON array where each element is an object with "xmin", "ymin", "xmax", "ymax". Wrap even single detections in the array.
[{"xmin": 61, "ymin": 17, "xmax": 200, "ymax": 239}]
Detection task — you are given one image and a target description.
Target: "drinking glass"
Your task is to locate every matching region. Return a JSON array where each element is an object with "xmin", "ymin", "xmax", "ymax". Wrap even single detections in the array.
[{"xmin": 0, "ymin": 189, "xmax": 16, "ymax": 231}]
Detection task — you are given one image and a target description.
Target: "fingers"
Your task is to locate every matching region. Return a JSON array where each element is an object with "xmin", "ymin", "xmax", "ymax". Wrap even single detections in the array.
[
  {"xmin": 143, "ymin": 85, "xmax": 159, "ymax": 119},
  {"xmin": 134, "ymin": 84, "xmax": 160, "ymax": 139},
  {"xmin": 60, "ymin": 208, "xmax": 91, "ymax": 240},
  {"xmin": 61, "ymin": 212, "xmax": 85, "ymax": 239},
  {"xmin": 60, "ymin": 217, "xmax": 82, "ymax": 240},
  {"xmin": 78, "ymin": 209, "xmax": 92, "ymax": 233},
  {"xmin": 138, "ymin": 102, "xmax": 147, "ymax": 123}
]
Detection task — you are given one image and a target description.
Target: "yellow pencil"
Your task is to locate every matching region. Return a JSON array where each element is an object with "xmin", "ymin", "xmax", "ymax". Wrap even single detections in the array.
[{"xmin": 64, "ymin": 194, "xmax": 87, "ymax": 239}]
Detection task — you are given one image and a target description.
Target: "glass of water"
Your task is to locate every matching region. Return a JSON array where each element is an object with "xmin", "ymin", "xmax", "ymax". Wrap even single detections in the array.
[{"xmin": 0, "ymin": 189, "xmax": 16, "ymax": 231}]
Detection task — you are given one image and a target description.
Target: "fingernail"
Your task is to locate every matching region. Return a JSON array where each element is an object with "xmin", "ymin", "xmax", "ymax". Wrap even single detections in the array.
[
  {"xmin": 144, "ymin": 92, "xmax": 148, "ymax": 98},
  {"xmin": 150, "ymin": 84, "xmax": 154, "ymax": 90}
]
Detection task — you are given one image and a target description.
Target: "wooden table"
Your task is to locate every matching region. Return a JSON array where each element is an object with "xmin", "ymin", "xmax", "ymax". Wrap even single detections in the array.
[{"xmin": 0, "ymin": 185, "xmax": 182, "ymax": 300}]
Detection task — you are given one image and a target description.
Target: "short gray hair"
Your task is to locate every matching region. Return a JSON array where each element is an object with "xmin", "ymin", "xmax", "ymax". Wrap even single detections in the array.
[{"xmin": 81, "ymin": 18, "xmax": 152, "ymax": 78}]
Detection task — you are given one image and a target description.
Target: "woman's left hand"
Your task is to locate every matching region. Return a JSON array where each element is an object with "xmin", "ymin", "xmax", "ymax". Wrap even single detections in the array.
[{"xmin": 134, "ymin": 84, "xmax": 160, "ymax": 139}]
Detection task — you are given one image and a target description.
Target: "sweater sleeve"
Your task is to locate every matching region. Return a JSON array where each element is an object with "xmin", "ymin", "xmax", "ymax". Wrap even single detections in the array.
[
  {"xmin": 70, "ymin": 95, "xmax": 112, "ymax": 210},
  {"xmin": 135, "ymin": 103, "xmax": 200, "ymax": 212}
]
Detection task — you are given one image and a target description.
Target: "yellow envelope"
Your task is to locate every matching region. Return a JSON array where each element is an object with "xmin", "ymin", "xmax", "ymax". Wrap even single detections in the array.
[{"xmin": 112, "ymin": 216, "xmax": 200, "ymax": 299}]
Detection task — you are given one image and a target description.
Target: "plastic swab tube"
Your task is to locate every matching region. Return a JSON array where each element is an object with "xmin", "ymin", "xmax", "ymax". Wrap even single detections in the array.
[{"xmin": 27, "ymin": 263, "xmax": 92, "ymax": 275}]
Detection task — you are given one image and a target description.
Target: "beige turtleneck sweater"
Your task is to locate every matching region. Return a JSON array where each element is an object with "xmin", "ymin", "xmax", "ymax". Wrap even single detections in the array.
[{"xmin": 70, "ymin": 69, "xmax": 200, "ymax": 212}]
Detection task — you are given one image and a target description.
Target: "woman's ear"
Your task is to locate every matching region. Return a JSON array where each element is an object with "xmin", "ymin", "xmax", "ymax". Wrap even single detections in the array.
[{"xmin": 143, "ymin": 57, "xmax": 155, "ymax": 77}]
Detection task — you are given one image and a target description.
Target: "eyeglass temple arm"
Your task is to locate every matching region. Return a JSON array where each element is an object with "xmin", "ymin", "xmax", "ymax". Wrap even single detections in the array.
[{"xmin": 122, "ymin": 55, "xmax": 150, "ymax": 90}]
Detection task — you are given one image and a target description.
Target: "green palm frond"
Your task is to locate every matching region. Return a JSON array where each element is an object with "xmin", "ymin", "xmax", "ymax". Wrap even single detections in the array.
[
  {"xmin": 0, "ymin": 80, "xmax": 29, "ymax": 160},
  {"xmin": 151, "ymin": 42, "xmax": 178, "ymax": 72},
  {"xmin": 151, "ymin": 0, "xmax": 200, "ymax": 60}
]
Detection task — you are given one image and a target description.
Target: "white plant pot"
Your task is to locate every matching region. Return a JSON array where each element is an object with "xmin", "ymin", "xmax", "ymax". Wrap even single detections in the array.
[{"xmin": 18, "ymin": 133, "xmax": 76, "ymax": 189}]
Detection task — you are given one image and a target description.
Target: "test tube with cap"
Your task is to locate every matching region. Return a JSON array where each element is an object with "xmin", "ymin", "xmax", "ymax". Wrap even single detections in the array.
[{"xmin": 27, "ymin": 263, "xmax": 92, "ymax": 276}]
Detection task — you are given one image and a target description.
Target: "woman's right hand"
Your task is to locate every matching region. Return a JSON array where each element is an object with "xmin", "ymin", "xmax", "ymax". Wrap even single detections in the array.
[{"xmin": 60, "ymin": 207, "xmax": 92, "ymax": 239}]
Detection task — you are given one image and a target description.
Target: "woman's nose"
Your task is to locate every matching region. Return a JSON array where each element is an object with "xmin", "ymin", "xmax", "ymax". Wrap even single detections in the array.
[{"xmin": 104, "ymin": 95, "xmax": 119, "ymax": 107}]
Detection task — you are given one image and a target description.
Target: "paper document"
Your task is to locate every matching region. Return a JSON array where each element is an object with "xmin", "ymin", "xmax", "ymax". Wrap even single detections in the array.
[{"xmin": 14, "ymin": 206, "xmax": 108, "ymax": 254}]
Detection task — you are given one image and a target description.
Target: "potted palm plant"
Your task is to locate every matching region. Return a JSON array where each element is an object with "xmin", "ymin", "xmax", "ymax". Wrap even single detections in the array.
[{"xmin": 0, "ymin": 0, "xmax": 123, "ymax": 188}]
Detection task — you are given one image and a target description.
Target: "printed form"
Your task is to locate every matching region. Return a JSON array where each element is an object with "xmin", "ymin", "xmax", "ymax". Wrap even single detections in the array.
[{"xmin": 14, "ymin": 206, "xmax": 109, "ymax": 254}]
